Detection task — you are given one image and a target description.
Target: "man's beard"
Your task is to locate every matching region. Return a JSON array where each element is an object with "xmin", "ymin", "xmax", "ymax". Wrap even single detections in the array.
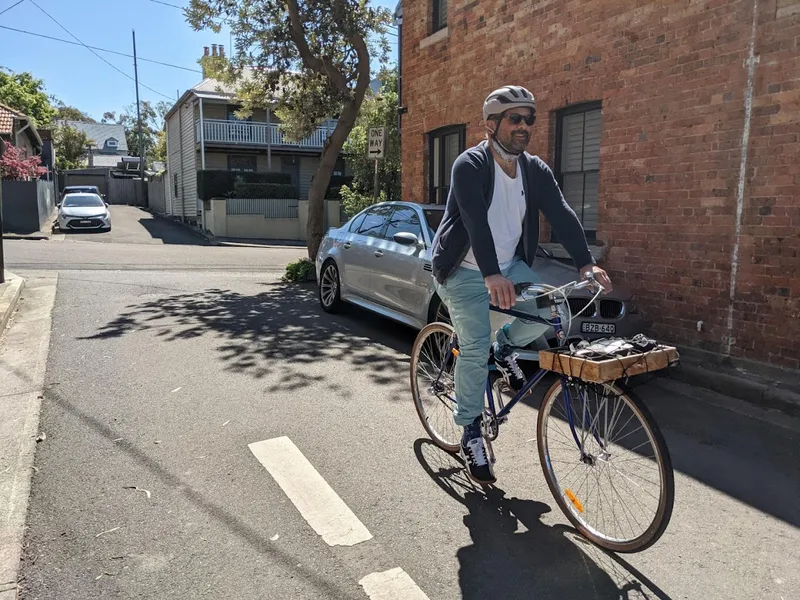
[{"xmin": 504, "ymin": 130, "xmax": 530, "ymax": 153}]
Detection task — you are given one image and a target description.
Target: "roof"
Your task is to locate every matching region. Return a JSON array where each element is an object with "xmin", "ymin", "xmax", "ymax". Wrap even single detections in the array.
[
  {"xmin": 0, "ymin": 103, "xmax": 26, "ymax": 135},
  {"xmin": 63, "ymin": 121, "xmax": 128, "ymax": 152}
]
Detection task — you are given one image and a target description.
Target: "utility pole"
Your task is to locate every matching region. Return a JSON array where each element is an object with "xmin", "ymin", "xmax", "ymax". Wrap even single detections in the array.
[{"xmin": 133, "ymin": 30, "xmax": 145, "ymax": 206}]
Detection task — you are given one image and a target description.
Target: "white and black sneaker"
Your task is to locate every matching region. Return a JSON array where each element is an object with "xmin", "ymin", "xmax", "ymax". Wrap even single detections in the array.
[
  {"xmin": 492, "ymin": 342, "xmax": 526, "ymax": 391},
  {"xmin": 460, "ymin": 417, "xmax": 496, "ymax": 485}
]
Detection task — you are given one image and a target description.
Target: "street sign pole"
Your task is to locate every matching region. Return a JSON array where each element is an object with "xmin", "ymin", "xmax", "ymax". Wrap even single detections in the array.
[
  {"xmin": 373, "ymin": 159, "xmax": 379, "ymax": 200},
  {"xmin": 367, "ymin": 127, "xmax": 386, "ymax": 201}
]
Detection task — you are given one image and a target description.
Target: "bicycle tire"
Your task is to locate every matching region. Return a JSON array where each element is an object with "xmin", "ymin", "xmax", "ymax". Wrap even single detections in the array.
[
  {"xmin": 410, "ymin": 322, "xmax": 461, "ymax": 452},
  {"xmin": 537, "ymin": 379, "xmax": 674, "ymax": 553}
]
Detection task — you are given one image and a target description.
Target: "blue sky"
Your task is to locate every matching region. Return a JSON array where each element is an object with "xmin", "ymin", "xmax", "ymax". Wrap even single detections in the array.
[{"xmin": 0, "ymin": 0, "xmax": 398, "ymax": 122}]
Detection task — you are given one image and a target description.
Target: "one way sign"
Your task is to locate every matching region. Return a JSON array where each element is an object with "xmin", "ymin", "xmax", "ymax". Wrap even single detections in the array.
[{"xmin": 367, "ymin": 127, "xmax": 386, "ymax": 160}]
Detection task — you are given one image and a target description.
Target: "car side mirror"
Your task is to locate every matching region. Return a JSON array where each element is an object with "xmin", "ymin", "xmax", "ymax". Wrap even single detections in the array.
[
  {"xmin": 105, "ymin": 202, "xmax": 109, "ymax": 207},
  {"xmin": 393, "ymin": 232, "xmax": 420, "ymax": 246}
]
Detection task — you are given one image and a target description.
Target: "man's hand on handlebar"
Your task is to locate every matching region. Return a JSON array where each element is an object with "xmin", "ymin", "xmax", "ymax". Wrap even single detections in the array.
[
  {"xmin": 580, "ymin": 264, "xmax": 613, "ymax": 294},
  {"xmin": 484, "ymin": 274, "xmax": 516, "ymax": 309}
]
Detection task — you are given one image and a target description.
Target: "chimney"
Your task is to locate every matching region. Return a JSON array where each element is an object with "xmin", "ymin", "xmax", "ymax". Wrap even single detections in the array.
[
  {"xmin": 212, "ymin": 44, "xmax": 218, "ymax": 57},
  {"xmin": 219, "ymin": 45, "xmax": 225, "ymax": 58},
  {"xmin": 204, "ymin": 46, "xmax": 210, "ymax": 57}
]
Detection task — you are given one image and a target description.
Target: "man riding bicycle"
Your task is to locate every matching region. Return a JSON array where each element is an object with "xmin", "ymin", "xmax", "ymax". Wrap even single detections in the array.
[{"xmin": 431, "ymin": 85, "xmax": 613, "ymax": 485}]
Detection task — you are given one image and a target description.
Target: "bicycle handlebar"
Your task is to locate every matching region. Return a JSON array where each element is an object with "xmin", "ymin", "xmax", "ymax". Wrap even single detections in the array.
[{"xmin": 513, "ymin": 275, "xmax": 604, "ymax": 303}]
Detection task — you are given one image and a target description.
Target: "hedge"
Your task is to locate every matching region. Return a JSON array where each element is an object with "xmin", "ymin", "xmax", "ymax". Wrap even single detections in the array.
[{"xmin": 197, "ymin": 169, "xmax": 293, "ymax": 201}]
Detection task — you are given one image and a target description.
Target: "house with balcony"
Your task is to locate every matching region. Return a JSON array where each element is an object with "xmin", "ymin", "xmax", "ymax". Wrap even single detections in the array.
[{"xmin": 163, "ymin": 57, "xmax": 347, "ymax": 240}]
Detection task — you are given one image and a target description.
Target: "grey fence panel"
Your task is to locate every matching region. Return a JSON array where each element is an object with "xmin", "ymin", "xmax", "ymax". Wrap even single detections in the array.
[
  {"xmin": 1, "ymin": 181, "xmax": 38, "ymax": 233},
  {"xmin": 36, "ymin": 180, "xmax": 55, "ymax": 228},
  {"xmin": 108, "ymin": 178, "xmax": 145, "ymax": 206},
  {"xmin": 147, "ymin": 178, "xmax": 167, "ymax": 213},
  {"xmin": 226, "ymin": 198, "xmax": 298, "ymax": 219}
]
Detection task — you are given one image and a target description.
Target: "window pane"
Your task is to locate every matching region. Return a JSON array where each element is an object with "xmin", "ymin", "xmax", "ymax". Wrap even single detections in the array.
[
  {"xmin": 348, "ymin": 212, "xmax": 367, "ymax": 233},
  {"xmin": 562, "ymin": 173, "xmax": 585, "ymax": 221},
  {"xmin": 583, "ymin": 110, "xmax": 602, "ymax": 170},
  {"xmin": 432, "ymin": 137, "xmax": 440, "ymax": 187},
  {"xmin": 357, "ymin": 206, "xmax": 392, "ymax": 238},
  {"xmin": 385, "ymin": 207, "xmax": 422, "ymax": 240},
  {"xmin": 583, "ymin": 172, "xmax": 599, "ymax": 231},
  {"xmin": 229, "ymin": 154, "xmax": 257, "ymax": 172},
  {"xmin": 422, "ymin": 208, "xmax": 444, "ymax": 237},
  {"xmin": 444, "ymin": 132, "xmax": 460, "ymax": 187},
  {"xmin": 561, "ymin": 113, "xmax": 585, "ymax": 173}
]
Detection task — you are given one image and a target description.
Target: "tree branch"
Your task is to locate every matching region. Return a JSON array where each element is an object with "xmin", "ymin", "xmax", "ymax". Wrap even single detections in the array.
[{"xmin": 285, "ymin": 0, "xmax": 350, "ymax": 94}]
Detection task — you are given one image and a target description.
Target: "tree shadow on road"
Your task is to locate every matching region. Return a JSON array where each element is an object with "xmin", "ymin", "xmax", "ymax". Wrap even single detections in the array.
[
  {"xmin": 79, "ymin": 281, "xmax": 413, "ymax": 397},
  {"xmin": 413, "ymin": 439, "xmax": 673, "ymax": 600}
]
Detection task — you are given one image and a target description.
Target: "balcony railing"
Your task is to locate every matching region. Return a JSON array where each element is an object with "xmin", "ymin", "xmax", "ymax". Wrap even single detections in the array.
[{"xmin": 196, "ymin": 119, "xmax": 336, "ymax": 148}]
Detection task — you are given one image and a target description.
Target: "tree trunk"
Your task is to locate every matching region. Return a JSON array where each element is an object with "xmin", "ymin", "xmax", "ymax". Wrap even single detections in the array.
[{"xmin": 306, "ymin": 96, "xmax": 366, "ymax": 260}]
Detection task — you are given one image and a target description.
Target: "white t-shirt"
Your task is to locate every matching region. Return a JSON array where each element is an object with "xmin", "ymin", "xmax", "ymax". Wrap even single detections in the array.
[{"xmin": 461, "ymin": 161, "xmax": 526, "ymax": 272}]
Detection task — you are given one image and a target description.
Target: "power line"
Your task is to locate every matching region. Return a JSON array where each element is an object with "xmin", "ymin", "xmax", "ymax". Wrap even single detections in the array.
[
  {"xmin": 0, "ymin": 0, "xmax": 25, "ymax": 16},
  {"xmin": 143, "ymin": 0, "xmax": 184, "ymax": 8},
  {"xmin": 28, "ymin": 0, "xmax": 173, "ymax": 100},
  {"xmin": 0, "ymin": 25, "xmax": 202, "ymax": 73}
]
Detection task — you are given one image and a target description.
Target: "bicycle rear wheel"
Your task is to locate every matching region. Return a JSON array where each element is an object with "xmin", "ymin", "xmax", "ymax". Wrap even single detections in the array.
[
  {"xmin": 410, "ymin": 322, "xmax": 460, "ymax": 452},
  {"xmin": 537, "ymin": 379, "xmax": 674, "ymax": 553}
]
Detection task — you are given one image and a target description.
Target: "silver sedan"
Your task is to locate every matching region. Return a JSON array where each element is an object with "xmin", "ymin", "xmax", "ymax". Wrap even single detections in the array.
[
  {"xmin": 315, "ymin": 201, "xmax": 643, "ymax": 354},
  {"xmin": 57, "ymin": 193, "xmax": 112, "ymax": 232}
]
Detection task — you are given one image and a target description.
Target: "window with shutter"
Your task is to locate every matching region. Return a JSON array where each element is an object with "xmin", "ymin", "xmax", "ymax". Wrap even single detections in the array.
[
  {"xmin": 555, "ymin": 103, "xmax": 602, "ymax": 241},
  {"xmin": 428, "ymin": 125, "xmax": 465, "ymax": 204},
  {"xmin": 432, "ymin": 0, "xmax": 447, "ymax": 32}
]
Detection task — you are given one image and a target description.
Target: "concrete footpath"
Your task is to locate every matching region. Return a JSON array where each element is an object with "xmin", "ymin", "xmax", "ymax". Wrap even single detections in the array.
[
  {"xmin": 0, "ymin": 274, "xmax": 57, "ymax": 599},
  {"xmin": 0, "ymin": 272, "xmax": 25, "ymax": 336}
]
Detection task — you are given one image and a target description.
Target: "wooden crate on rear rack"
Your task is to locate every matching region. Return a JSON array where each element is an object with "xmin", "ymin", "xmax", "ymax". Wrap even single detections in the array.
[{"xmin": 538, "ymin": 346, "xmax": 680, "ymax": 384}]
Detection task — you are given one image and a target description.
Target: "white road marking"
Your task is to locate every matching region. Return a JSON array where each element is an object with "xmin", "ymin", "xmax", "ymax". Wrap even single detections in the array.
[
  {"xmin": 359, "ymin": 568, "xmax": 431, "ymax": 600},
  {"xmin": 248, "ymin": 436, "xmax": 372, "ymax": 546}
]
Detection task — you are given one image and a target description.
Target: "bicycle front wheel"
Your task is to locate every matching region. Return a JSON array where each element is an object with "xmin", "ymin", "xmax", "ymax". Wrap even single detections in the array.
[
  {"xmin": 537, "ymin": 379, "xmax": 674, "ymax": 553},
  {"xmin": 410, "ymin": 322, "xmax": 460, "ymax": 453}
]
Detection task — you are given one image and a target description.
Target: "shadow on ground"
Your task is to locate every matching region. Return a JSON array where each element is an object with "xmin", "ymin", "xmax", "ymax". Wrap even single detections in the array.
[
  {"xmin": 137, "ymin": 217, "xmax": 210, "ymax": 245},
  {"xmin": 414, "ymin": 439, "xmax": 672, "ymax": 600},
  {"xmin": 81, "ymin": 281, "xmax": 412, "ymax": 397},
  {"xmin": 82, "ymin": 279, "xmax": 800, "ymax": 529}
]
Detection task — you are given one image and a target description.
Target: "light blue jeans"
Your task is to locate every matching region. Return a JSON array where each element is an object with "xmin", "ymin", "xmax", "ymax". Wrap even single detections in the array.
[{"xmin": 434, "ymin": 258, "xmax": 551, "ymax": 426}]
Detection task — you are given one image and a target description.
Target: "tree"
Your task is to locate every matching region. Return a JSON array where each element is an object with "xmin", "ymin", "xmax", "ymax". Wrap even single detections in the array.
[
  {"xmin": 53, "ymin": 101, "xmax": 96, "ymax": 123},
  {"xmin": 186, "ymin": 0, "xmax": 392, "ymax": 259},
  {"xmin": 340, "ymin": 68, "xmax": 400, "ymax": 217},
  {"xmin": 53, "ymin": 124, "xmax": 91, "ymax": 170},
  {"xmin": 1, "ymin": 140, "xmax": 47, "ymax": 180},
  {"xmin": 110, "ymin": 100, "xmax": 170, "ymax": 163},
  {"xmin": 0, "ymin": 69, "xmax": 56, "ymax": 127}
]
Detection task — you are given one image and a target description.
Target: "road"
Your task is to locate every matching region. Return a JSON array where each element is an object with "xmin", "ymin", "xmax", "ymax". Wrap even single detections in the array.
[{"xmin": 2, "ymin": 206, "xmax": 798, "ymax": 599}]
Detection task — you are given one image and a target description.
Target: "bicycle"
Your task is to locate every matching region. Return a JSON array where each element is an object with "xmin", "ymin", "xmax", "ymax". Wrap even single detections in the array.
[{"xmin": 410, "ymin": 276, "xmax": 675, "ymax": 553}]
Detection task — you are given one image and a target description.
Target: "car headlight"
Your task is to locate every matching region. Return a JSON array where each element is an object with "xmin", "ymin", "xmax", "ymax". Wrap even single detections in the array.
[{"xmin": 626, "ymin": 295, "xmax": 639, "ymax": 314}]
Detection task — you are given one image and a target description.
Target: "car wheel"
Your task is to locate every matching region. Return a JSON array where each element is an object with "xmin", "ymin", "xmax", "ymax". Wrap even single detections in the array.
[
  {"xmin": 319, "ymin": 260, "xmax": 343, "ymax": 313},
  {"xmin": 427, "ymin": 293, "xmax": 451, "ymax": 325}
]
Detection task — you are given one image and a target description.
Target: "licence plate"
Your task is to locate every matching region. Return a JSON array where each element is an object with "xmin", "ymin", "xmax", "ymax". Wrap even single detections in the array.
[
  {"xmin": 581, "ymin": 322, "xmax": 616, "ymax": 334},
  {"xmin": 79, "ymin": 220, "xmax": 92, "ymax": 224}
]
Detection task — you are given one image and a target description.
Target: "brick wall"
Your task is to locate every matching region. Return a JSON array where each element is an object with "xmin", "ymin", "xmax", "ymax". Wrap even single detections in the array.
[{"xmin": 400, "ymin": 0, "xmax": 800, "ymax": 369}]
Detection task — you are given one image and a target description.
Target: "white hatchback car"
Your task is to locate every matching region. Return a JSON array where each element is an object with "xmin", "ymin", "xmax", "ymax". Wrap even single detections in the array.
[
  {"xmin": 57, "ymin": 193, "xmax": 112, "ymax": 232},
  {"xmin": 315, "ymin": 201, "xmax": 643, "ymax": 353}
]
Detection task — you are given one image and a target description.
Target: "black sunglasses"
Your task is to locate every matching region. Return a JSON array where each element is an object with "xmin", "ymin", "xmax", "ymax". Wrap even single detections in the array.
[{"xmin": 504, "ymin": 113, "xmax": 536, "ymax": 126}]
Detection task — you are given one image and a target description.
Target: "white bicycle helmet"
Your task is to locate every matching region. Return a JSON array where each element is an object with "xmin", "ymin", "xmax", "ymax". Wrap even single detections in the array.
[{"xmin": 483, "ymin": 85, "xmax": 536, "ymax": 122}]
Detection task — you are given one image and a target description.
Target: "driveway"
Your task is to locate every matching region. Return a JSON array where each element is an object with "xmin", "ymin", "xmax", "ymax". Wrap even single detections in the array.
[{"xmin": 56, "ymin": 206, "xmax": 210, "ymax": 246}]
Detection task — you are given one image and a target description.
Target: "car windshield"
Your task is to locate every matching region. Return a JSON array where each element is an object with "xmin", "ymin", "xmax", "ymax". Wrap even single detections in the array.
[
  {"xmin": 422, "ymin": 208, "xmax": 444, "ymax": 237},
  {"xmin": 63, "ymin": 194, "xmax": 105, "ymax": 208}
]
